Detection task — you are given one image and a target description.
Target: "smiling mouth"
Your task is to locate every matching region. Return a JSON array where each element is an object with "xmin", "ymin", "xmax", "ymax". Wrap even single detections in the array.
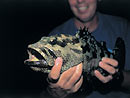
[{"xmin": 78, "ymin": 6, "xmax": 89, "ymax": 11}]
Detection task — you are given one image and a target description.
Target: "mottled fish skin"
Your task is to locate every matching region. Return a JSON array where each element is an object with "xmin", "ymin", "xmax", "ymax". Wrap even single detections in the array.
[
  {"xmin": 24, "ymin": 32, "xmax": 83, "ymax": 73},
  {"xmin": 24, "ymin": 27, "xmax": 125, "ymax": 77}
]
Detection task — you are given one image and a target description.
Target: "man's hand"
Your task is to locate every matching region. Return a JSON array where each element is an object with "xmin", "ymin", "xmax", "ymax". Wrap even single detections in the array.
[
  {"xmin": 47, "ymin": 57, "xmax": 83, "ymax": 98},
  {"xmin": 94, "ymin": 57, "xmax": 118, "ymax": 83}
]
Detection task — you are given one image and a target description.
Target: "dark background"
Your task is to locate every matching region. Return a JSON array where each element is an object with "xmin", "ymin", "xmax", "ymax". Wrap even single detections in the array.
[{"xmin": 0, "ymin": 0, "xmax": 130, "ymax": 97}]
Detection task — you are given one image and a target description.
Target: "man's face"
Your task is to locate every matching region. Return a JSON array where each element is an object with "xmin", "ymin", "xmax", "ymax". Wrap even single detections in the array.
[{"xmin": 68, "ymin": 0, "xmax": 97, "ymax": 22}]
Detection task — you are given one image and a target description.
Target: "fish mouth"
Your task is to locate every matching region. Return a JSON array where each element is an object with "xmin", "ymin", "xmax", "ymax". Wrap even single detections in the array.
[{"xmin": 24, "ymin": 48, "xmax": 51, "ymax": 68}]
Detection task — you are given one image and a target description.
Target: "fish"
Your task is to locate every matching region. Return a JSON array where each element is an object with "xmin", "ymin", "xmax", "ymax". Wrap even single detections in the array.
[{"xmin": 24, "ymin": 27, "xmax": 125, "ymax": 78}]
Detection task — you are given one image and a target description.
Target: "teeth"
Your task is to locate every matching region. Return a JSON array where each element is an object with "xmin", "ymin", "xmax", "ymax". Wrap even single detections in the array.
[{"xmin": 79, "ymin": 6, "xmax": 88, "ymax": 11}]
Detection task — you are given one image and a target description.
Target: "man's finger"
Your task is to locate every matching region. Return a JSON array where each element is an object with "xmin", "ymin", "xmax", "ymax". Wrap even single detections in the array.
[
  {"xmin": 94, "ymin": 70, "xmax": 113, "ymax": 83},
  {"xmin": 99, "ymin": 61, "xmax": 116, "ymax": 75},
  {"xmin": 66, "ymin": 63, "xmax": 83, "ymax": 87},
  {"xmin": 102, "ymin": 57, "xmax": 118, "ymax": 67},
  {"xmin": 71, "ymin": 76, "xmax": 83, "ymax": 93},
  {"xmin": 58, "ymin": 66, "xmax": 76, "ymax": 86},
  {"xmin": 48, "ymin": 57, "xmax": 63, "ymax": 83}
]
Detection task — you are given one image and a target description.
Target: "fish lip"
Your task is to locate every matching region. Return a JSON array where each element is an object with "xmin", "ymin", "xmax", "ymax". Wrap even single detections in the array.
[{"xmin": 24, "ymin": 59, "xmax": 49, "ymax": 68}]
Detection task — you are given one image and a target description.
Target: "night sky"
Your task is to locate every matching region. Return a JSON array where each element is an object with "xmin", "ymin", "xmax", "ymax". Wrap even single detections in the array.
[{"xmin": 0, "ymin": 0, "xmax": 130, "ymax": 97}]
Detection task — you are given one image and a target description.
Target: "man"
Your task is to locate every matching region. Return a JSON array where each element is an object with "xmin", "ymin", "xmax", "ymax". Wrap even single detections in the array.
[{"xmin": 45, "ymin": 0, "xmax": 130, "ymax": 98}]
